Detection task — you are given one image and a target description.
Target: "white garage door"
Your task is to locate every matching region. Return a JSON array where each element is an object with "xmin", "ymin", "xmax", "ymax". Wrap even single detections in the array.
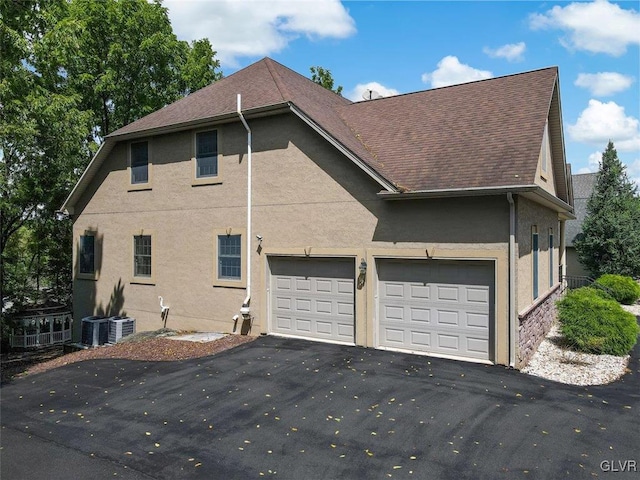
[
  {"xmin": 270, "ymin": 257, "xmax": 355, "ymax": 344},
  {"xmin": 377, "ymin": 259, "xmax": 494, "ymax": 361}
]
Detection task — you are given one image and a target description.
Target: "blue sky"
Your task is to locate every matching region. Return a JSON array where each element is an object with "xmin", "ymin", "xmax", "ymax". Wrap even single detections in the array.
[{"xmin": 165, "ymin": 0, "xmax": 640, "ymax": 187}]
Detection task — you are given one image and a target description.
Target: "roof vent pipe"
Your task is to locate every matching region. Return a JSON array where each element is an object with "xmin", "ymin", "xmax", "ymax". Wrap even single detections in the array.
[{"xmin": 237, "ymin": 94, "xmax": 252, "ymax": 317}]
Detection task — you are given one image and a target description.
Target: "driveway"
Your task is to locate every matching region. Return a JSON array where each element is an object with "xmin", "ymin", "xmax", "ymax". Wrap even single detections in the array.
[{"xmin": 2, "ymin": 336, "xmax": 639, "ymax": 479}]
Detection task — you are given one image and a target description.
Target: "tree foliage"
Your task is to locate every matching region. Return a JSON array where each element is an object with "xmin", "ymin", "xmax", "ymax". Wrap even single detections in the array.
[
  {"xmin": 37, "ymin": 0, "xmax": 222, "ymax": 137},
  {"xmin": 310, "ymin": 66, "xmax": 343, "ymax": 96},
  {"xmin": 1, "ymin": 0, "xmax": 222, "ymax": 312},
  {"xmin": 574, "ymin": 141, "xmax": 640, "ymax": 278}
]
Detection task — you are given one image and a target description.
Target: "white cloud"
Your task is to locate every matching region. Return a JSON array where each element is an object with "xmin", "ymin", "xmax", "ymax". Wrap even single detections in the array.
[
  {"xmin": 529, "ymin": 0, "xmax": 640, "ymax": 56},
  {"xmin": 577, "ymin": 151, "xmax": 603, "ymax": 173},
  {"xmin": 575, "ymin": 72, "xmax": 635, "ymax": 96},
  {"xmin": 421, "ymin": 56, "xmax": 492, "ymax": 88},
  {"xmin": 568, "ymin": 100, "xmax": 640, "ymax": 152},
  {"xmin": 483, "ymin": 42, "xmax": 526, "ymax": 62},
  {"xmin": 347, "ymin": 82, "xmax": 400, "ymax": 102},
  {"xmin": 164, "ymin": 0, "xmax": 356, "ymax": 66}
]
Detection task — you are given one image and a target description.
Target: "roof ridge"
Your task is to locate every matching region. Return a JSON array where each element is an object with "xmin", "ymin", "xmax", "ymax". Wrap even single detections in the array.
[
  {"xmin": 263, "ymin": 57, "xmax": 291, "ymax": 102},
  {"xmin": 345, "ymin": 65, "xmax": 559, "ymax": 106}
]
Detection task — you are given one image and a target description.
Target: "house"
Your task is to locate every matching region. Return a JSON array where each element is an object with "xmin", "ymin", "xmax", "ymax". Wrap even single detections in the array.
[
  {"xmin": 565, "ymin": 173, "xmax": 597, "ymax": 278},
  {"xmin": 61, "ymin": 58, "xmax": 574, "ymax": 368}
]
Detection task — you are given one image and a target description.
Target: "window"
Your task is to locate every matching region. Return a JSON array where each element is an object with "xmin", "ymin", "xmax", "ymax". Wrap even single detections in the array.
[
  {"xmin": 131, "ymin": 141, "xmax": 149, "ymax": 184},
  {"xmin": 79, "ymin": 235, "xmax": 95, "ymax": 275},
  {"xmin": 532, "ymin": 226, "xmax": 539, "ymax": 299},
  {"xmin": 196, "ymin": 130, "xmax": 218, "ymax": 178},
  {"xmin": 134, "ymin": 235, "xmax": 152, "ymax": 277},
  {"xmin": 549, "ymin": 228, "xmax": 554, "ymax": 288},
  {"xmin": 218, "ymin": 234, "xmax": 241, "ymax": 280}
]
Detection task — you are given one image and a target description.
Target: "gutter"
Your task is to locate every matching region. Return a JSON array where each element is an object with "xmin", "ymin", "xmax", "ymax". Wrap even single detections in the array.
[
  {"xmin": 507, "ymin": 193, "xmax": 517, "ymax": 367},
  {"xmin": 237, "ymin": 94, "xmax": 252, "ymax": 320},
  {"xmin": 378, "ymin": 185, "xmax": 575, "ymax": 217}
]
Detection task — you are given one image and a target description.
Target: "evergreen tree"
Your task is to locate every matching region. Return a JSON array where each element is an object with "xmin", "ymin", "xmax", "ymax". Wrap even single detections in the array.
[{"xmin": 574, "ymin": 141, "xmax": 640, "ymax": 278}]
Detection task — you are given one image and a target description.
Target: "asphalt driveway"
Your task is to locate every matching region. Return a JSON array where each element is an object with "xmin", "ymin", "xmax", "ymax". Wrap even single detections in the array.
[{"xmin": 2, "ymin": 336, "xmax": 639, "ymax": 479}]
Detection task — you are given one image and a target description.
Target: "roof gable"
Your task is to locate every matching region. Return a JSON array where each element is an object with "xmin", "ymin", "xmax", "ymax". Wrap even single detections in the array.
[
  {"xmin": 337, "ymin": 67, "xmax": 560, "ymax": 192},
  {"xmin": 64, "ymin": 59, "xmax": 571, "ymax": 214}
]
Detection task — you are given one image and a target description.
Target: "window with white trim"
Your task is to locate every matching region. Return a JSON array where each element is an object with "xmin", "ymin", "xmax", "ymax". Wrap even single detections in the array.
[
  {"xmin": 131, "ymin": 141, "xmax": 149, "ymax": 184},
  {"xmin": 196, "ymin": 130, "xmax": 218, "ymax": 178}
]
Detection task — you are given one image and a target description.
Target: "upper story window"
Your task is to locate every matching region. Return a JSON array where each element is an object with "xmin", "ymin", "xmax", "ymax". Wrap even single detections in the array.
[
  {"xmin": 79, "ymin": 234, "xmax": 95, "ymax": 275},
  {"xmin": 131, "ymin": 141, "xmax": 149, "ymax": 184},
  {"xmin": 196, "ymin": 130, "xmax": 218, "ymax": 178}
]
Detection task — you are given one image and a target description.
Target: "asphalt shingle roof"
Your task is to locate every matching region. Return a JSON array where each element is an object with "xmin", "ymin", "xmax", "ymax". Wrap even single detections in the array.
[
  {"xmin": 566, "ymin": 173, "xmax": 597, "ymax": 246},
  {"xmin": 109, "ymin": 58, "xmax": 560, "ymax": 194}
]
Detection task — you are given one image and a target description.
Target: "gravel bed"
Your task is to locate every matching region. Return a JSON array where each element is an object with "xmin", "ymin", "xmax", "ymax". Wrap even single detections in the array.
[
  {"xmin": 522, "ymin": 303, "xmax": 639, "ymax": 386},
  {"xmin": 5, "ymin": 304, "xmax": 639, "ymax": 387},
  {"xmin": 1, "ymin": 331, "xmax": 255, "ymax": 383}
]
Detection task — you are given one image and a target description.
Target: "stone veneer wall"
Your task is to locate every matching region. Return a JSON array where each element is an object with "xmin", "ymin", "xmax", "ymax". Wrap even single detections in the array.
[{"xmin": 517, "ymin": 284, "xmax": 563, "ymax": 368}]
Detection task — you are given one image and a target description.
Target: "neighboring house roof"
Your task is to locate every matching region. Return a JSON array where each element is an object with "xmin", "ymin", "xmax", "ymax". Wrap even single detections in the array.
[
  {"xmin": 62, "ymin": 58, "xmax": 572, "ymax": 214},
  {"xmin": 565, "ymin": 173, "xmax": 597, "ymax": 246}
]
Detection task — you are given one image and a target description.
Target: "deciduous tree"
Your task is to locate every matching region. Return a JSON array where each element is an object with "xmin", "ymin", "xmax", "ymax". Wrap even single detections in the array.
[{"xmin": 310, "ymin": 66, "xmax": 343, "ymax": 96}]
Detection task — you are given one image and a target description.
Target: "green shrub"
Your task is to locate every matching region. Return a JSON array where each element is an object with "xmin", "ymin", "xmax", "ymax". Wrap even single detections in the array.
[
  {"xmin": 557, "ymin": 287, "xmax": 639, "ymax": 356},
  {"xmin": 595, "ymin": 274, "xmax": 640, "ymax": 305}
]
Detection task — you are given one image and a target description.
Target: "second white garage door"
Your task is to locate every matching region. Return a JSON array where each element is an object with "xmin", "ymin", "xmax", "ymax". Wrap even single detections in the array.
[
  {"xmin": 270, "ymin": 257, "xmax": 355, "ymax": 344},
  {"xmin": 377, "ymin": 259, "xmax": 494, "ymax": 361}
]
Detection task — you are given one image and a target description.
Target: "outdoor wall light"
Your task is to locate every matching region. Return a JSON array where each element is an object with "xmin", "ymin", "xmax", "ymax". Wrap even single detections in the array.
[{"xmin": 359, "ymin": 258, "xmax": 367, "ymax": 276}]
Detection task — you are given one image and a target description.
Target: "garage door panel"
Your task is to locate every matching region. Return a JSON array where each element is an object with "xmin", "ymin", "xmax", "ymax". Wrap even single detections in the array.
[
  {"xmin": 411, "ymin": 331, "xmax": 431, "ymax": 347},
  {"xmin": 467, "ymin": 287, "xmax": 489, "ymax": 304},
  {"xmin": 378, "ymin": 260, "xmax": 494, "ymax": 361},
  {"xmin": 436, "ymin": 310, "xmax": 459, "ymax": 326},
  {"xmin": 437, "ymin": 334, "xmax": 459, "ymax": 351},
  {"xmin": 337, "ymin": 280, "xmax": 354, "ymax": 295},
  {"xmin": 337, "ymin": 302, "xmax": 353, "ymax": 316},
  {"xmin": 467, "ymin": 337, "xmax": 489, "ymax": 355},
  {"xmin": 382, "ymin": 328, "xmax": 405, "ymax": 344},
  {"xmin": 410, "ymin": 307, "xmax": 430, "ymax": 323},
  {"xmin": 410, "ymin": 284, "xmax": 430, "ymax": 300},
  {"xmin": 316, "ymin": 300, "xmax": 332, "ymax": 314},
  {"xmin": 467, "ymin": 312, "xmax": 489, "ymax": 329},
  {"xmin": 437, "ymin": 286, "xmax": 459, "ymax": 302},
  {"xmin": 270, "ymin": 257, "xmax": 355, "ymax": 344},
  {"xmin": 296, "ymin": 319, "xmax": 312, "ymax": 333},
  {"xmin": 275, "ymin": 316, "xmax": 292, "ymax": 331}
]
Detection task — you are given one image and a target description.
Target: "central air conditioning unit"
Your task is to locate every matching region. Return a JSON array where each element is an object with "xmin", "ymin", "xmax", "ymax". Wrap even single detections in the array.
[
  {"xmin": 108, "ymin": 316, "xmax": 136, "ymax": 344},
  {"xmin": 81, "ymin": 316, "xmax": 109, "ymax": 347}
]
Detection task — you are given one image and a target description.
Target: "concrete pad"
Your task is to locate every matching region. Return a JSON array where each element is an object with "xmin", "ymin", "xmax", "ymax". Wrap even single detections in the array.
[{"xmin": 167, "ymin": 332, "xmax": 226, "ymax": 342}]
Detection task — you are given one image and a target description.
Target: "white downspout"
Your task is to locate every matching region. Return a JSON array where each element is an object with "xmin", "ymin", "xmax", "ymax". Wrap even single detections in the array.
[
  {"xmin": 507, "ymin": 193, "xmax": 516, "ymax": 367},
  {"xmin": 237, "ymin": 94, "xmax": 252, "ymax": 316}
]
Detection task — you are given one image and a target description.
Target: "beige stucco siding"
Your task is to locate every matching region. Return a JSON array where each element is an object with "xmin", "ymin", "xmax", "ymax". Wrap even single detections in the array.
[
  {"xmin": 516, "ymin": 196, "xmax": 560, "ymax": 313},
  {"xmin": 534, "ymin": 121, "xmax": 557, "ymax": 197},
  {"xmin": 73, "ymin": 113, "xmax": 514, "ymax": 364}
]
